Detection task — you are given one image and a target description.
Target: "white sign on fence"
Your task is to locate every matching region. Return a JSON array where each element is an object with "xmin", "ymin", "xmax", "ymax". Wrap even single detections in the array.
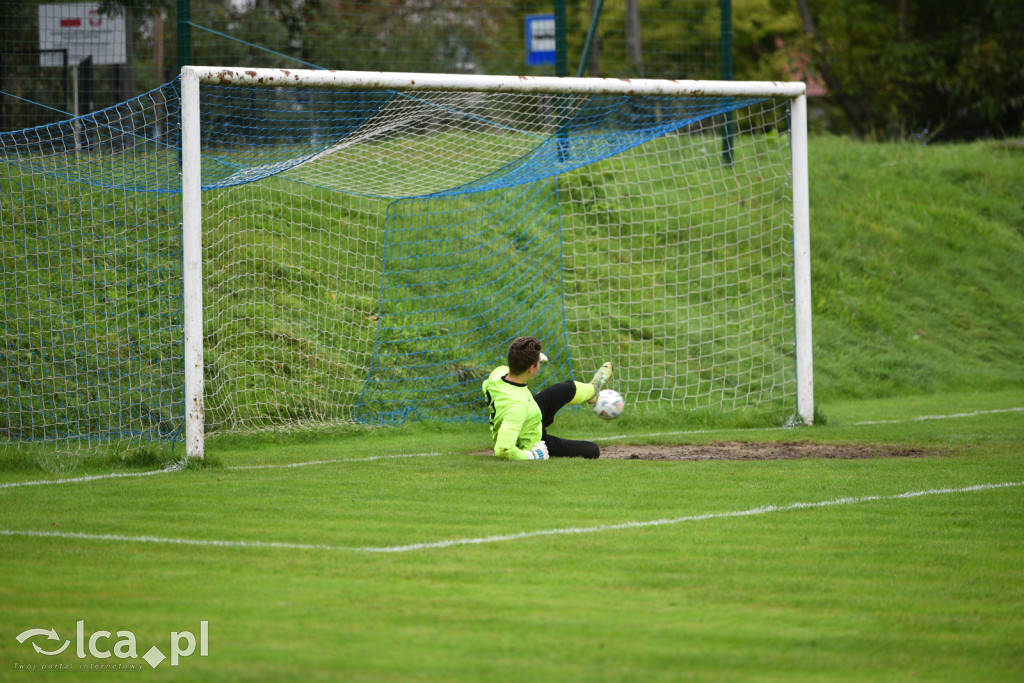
[{"xmin": 38, "ymin": 2, "xmax": 126, "ymax": 67}]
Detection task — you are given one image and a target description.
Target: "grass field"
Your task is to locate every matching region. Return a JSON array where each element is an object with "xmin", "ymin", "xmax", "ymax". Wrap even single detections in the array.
[
  {"xmin": 1, "ymin": 389, "xmax": 1022, "ymax": 680},
  {"xmin": 2, "ymin": 135, "xmax": 1023, "ymax": 680}
]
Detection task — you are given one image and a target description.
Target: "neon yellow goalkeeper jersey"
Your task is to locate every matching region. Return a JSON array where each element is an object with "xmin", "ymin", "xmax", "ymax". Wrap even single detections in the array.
[{"xmin": 481, "ymin": 365, "xmax": 543, "ymax": 460}]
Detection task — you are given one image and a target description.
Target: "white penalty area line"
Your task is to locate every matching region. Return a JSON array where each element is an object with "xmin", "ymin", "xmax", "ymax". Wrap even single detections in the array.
[
  {"xmin": 224, "ymin": 452, "xmax": 441, "ymax": 471},
  {"xmin": 0, "ymin": 452, "xmax": 441, "ymax": 490},
  {"xmin": 849, "ymin": 406, "xmax": 1024, "ymax": 426},
  {"xmin": 2, "ymin": 481, "xmax": 1020, "ymax": 554},
  {"xmin": 599, "ymin": 406, "xmax": 1024, "ymax": 442},
  {"xmin": 0, "ymin": 466, "xmax": 180, "ymax": 490}
]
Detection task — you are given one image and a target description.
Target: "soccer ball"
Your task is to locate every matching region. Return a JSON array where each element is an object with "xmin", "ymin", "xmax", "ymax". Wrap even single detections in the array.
[{"xmin": 593, "ymin": 389, "xmax": 624, "ymax": 420}]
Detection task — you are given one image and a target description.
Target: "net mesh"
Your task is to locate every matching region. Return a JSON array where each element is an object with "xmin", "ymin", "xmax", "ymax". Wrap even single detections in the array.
[
  {"xmin": 1, "ymin": 74, "xmax": 797, "ymax": 457},
  {"xmin": 1, "ymin": 82, "xmax": 183, "ymax": 460}
]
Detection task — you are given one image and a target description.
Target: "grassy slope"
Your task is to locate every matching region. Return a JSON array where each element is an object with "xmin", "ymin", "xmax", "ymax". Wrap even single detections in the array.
[
  {"xmin": 189, "ymin": 136, "xmax": 1024, "ymax": 422},
  {"xmin": 142, "ymin": 134, "xmax": 1019, "ymax": 431},
  {"xmin": 281, "ymin": 134, "xmax": 1024, "ymax": 429},
  {"xmin": 4, "ymin": 136, "xmax": 1022, "ymax": 451},
  {"xmin": 808, "ymin": 137, "xmax": 1024, "ymax": 403}
]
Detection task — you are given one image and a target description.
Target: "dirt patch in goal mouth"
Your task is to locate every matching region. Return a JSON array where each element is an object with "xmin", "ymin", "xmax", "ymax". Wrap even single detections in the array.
[{"xmin": 600, "ymin": 441, "xmax": 931, "ymax": 461}]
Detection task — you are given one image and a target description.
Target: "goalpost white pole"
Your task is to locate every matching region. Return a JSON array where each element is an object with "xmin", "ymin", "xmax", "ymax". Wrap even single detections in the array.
[
  {"xmin": 181, "ymin": 66, "xmax": 205, "ymax": 459},
  {"xmin": 790, "ymin": 93, "xmax": 814, "ymax": 425}
]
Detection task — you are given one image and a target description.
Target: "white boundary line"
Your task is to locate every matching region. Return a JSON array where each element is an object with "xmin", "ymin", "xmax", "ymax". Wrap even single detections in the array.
[
  {"xmin": 225, "ymin": 452, "xmax": 440, "ymax": 471},
  {"xmin": 599, "ymin": 407, "xmax": 1024, "ymax": 442},
  {"xmin": 2, "ymin": 481, "xmax": 1020, "ymax": 554},
  {"xmin": 849, "ymin": 407, "xmax": 1024, "ymax": 426},
  {"xmin": 0, "ymin": 452, "xmax": 441, "ymax": 490},
  {"xmin": 0, "ymin": 466, "xmax": 180, "ymax": 490}
]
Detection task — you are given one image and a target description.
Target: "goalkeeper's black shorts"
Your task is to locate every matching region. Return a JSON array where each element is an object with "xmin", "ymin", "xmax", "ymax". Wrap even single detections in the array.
[{"xmin": 533, "ymin": 380, "xmax": 600, "ymax": 459}]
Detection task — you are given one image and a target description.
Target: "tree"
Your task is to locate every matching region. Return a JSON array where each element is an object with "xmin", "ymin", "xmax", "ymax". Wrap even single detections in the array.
[
  {"xmin": 732, "ymin": 0, "xmax": 801, "ymax": 82},
  {"xmin": 796, "ymin": 0, "xmax": 1024, "ymax": 138}
]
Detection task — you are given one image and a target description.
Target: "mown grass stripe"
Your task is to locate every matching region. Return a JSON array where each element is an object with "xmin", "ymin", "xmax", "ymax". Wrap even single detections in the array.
[{"xmin": 3, "ymin": 481, "xmax": 1019, "ymax": 553}]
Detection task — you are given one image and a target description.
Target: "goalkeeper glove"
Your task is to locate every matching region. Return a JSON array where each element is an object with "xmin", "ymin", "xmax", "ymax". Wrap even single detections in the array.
[{"xmin": 529, "ymin": 441, "xmax": 550, "ymax": 460}]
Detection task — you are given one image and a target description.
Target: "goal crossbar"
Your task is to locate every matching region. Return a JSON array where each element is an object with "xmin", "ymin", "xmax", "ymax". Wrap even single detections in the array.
[{"xmin": 185, "ymin": 65, "xmax": 807, "ymax": 98}]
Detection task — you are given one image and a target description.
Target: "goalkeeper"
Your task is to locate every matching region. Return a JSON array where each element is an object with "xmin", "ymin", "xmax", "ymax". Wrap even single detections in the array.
[{"xmin": 482, "ymin": 336, "xmax": 613, "ymax": 461}]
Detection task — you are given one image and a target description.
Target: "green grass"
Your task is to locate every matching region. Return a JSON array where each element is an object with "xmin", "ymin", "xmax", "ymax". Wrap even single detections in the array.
[
  {"xmin": 1, "ymin": 391, "xmax": 1022, "ymax": 680},
  {"xmin": 2, "ymin": 131, "xmax": 1024, "ymax": 678},
  {"xmin": 810, "ymin": 138, "xmax": 1024, "ymax": 400}
]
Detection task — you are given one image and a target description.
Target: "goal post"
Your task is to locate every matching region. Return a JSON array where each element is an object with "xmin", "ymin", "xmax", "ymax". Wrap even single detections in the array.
[
  {"xmin": 179, "ymin": 66, "xmax": 813, "ymax": 459},
  {"xmin": 181, "ymin": 66, "xmax": 204, "ymax": 460},
  {"xmin": 790, "ymin": 93, "xmax": 814, "ymax": 430},
  {"xmin": 0, "ymin": 66, "xmax": 812, "ymax": 464}
]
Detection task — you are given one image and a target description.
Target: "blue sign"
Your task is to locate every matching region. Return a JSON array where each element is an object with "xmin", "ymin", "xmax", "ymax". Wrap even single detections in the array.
[{"xmin": 525, "ymin": 14, "xmax": 556, "ymax": 67}]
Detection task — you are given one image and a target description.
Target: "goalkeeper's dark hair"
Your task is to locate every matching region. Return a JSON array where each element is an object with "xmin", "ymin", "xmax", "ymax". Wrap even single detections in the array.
[{"xmin": 507, "ymin": 337, "xmax": 542, "ymax": 375}]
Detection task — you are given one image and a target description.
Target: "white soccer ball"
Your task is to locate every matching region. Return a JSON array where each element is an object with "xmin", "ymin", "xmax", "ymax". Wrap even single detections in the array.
[{"xmin": 593, "ymin": 389, "xmax": 624, "ymax": 420}]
